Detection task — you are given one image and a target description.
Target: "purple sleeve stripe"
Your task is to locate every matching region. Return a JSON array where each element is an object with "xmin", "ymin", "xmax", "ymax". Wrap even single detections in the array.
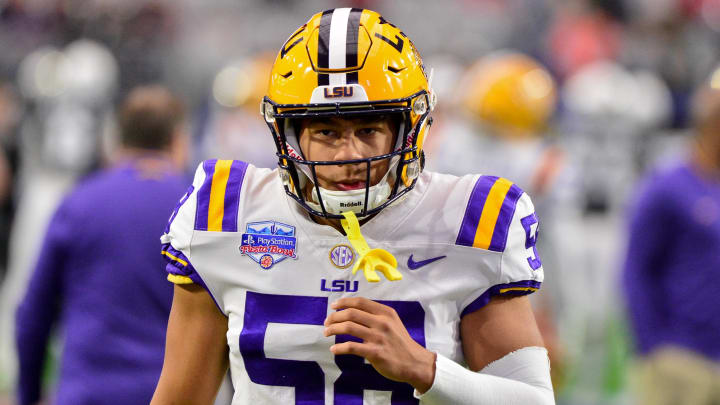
[
  {"xmin": 161, "ymin": 243, "xmax": 195, "ymax": 274},
  {"xmin": 162, "ymin": 260, "xmax": 202, "ymax": 288},
  {"xmin": 163, "ymin": 262, "xmax": 226, "ymax": 317},
  {"xmin": 194, "ymin": 159, "xmax": 217, "ymax": 231},
  {"xmin": 221, "ymin": 160, "xmax": 249, "ymax": 232},
  {"xmin": 161, "ymin": 243, "xmax": 226, "ymax": 316},
  {"xmin": 456, "ymin": 176, "xmax": 499, "ymax": 247},
  {"xmin": 461, "ymin": 280, "xmax": 542, "ymax": 318},
  {"xmin": 488, "ymin": 184, "xmax": 524, "ymax": 252}
]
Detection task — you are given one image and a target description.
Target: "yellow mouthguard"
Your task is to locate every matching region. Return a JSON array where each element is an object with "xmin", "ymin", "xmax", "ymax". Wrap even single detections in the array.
[{"xmin": 340, "ymin": 211, "xmax": 402, "ymax": 282}]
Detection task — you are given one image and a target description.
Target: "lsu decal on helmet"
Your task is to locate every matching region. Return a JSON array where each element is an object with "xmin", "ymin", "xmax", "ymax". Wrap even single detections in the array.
[
  {"xmin": 460, "ymin": 51, "xmax": 556, "ymax": 139},
  {"xmin": 262, "ymin": 8, "xmax": 435, "ymax": 219}
]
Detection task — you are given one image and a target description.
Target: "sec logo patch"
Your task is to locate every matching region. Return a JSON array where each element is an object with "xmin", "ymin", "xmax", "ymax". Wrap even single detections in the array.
[{"xmin": 329, "ymin": 244, "xmax": 354, "ymax": 269}]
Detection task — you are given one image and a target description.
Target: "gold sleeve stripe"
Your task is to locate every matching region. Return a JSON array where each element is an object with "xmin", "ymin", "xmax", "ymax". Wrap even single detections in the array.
[
  {"xmin": 473, "ymin": 177, "xmax": 514, "ymax": 249},
  {"xmin": 207, "ymin": 159, "xmax": 233, "ymax": 232},
  {"xmin": 162, "ymin": 250, "xmax": 188, "ymax": 267},
  {"xmin": 167, "ymin": 274, "xmax": 194, "ymax": 284},
  {"xmin": 499, "ymin": 287, "xmax": 539, "ymax": 294}
]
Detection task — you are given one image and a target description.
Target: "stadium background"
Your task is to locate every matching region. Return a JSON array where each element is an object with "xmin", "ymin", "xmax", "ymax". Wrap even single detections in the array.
[{"xmin": 0, "ymin": 0, "xmax": 718, "ymax": 404}]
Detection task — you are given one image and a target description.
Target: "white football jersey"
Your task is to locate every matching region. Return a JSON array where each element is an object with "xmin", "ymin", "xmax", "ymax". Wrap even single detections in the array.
[{"xmin": 161, "ymin": 159, "xmax": 544, "ymax": 405}]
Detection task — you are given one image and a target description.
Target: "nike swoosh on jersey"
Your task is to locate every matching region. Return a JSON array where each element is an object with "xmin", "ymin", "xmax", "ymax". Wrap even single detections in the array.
[{"xmin": 407, "ymin": 254, "xmax": 447, "ymax": 270}]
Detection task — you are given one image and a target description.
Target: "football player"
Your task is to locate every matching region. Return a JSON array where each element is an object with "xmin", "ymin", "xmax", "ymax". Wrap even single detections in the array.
[{"xmin": 152, "ymin": 8, "xmax": 553, "ymax": 405}]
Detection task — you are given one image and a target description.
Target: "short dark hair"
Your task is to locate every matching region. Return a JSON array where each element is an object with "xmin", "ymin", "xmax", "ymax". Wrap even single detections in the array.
[{"xmin": 118, "ymin": 85, "xmax": 185, "ymax": 150}]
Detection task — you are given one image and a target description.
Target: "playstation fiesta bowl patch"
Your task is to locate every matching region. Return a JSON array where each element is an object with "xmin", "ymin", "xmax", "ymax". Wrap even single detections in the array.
[{"xmin": 240, "ymin": 220, "xmax": 297, "ymax": 269}]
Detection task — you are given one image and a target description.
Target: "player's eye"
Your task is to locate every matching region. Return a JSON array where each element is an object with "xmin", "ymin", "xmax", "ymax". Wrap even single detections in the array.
[
  {"xmin": 313, "ymin": 129, "xmax": 336, "ymax": 137},
  {"xmin": 356, "ymin": 128, "xmax": 378, "ymax": 136}
]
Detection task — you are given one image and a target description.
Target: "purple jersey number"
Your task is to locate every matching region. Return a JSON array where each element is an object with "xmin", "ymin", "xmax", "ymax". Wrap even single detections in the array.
[
  {"xmin": 239, "ymin": 292, "xmax": 425, "ymax": 404},
  {"xmin": 333, "ymin": 300, "xmax": 425, "ymax": 404},
  {"xmin": 239, "ymin": 292, "xmax": 327, "ymax": 403},
  {"xmin": 520, "ymin": 213, "xmax": 542, "ymax": 270}
]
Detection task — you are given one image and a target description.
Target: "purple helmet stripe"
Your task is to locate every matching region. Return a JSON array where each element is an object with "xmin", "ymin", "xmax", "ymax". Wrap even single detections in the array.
[
  {"xmin": 488, "ymin": 184, "xmax": 524, "ymax": 252},
  {"xmin": 221, "ymin": 160, "xmax": 249, "ymax": 232},
  {"xmin": 194, "ymin": 159, "xmax": 217, "ymax": 231},
  {"xmin": 317, "ymin": 9, "xmax": 333, "ymax": 86},
  {"xmin": 345, "ymin": 8, "xmax": 363, "ymax": 84},
  {"xmin": 456, "ymin": 175, "xmax": 498, "ymax": 247}
]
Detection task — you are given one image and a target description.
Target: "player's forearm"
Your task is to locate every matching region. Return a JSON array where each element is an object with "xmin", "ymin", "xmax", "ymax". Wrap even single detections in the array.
[{"xmin": 415, "ymin": 347, "xmax": 555, "ymax": 405}]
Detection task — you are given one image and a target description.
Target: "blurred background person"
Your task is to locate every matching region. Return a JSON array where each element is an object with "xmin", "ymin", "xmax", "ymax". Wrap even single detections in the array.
[
  {"xmin": 0, "ymin": 39, "xmax": 119, "ymax": 391},
  {"xmin": 0, "ymin": 80, "xmax": 21, "ymax": 285},
  {"xmin": 13, "ymin": 85, "xmax": 190, "ymax": 405},
  {"xmin": 621, "ymin": 69, "xmax": 720, "ymax": 405}
]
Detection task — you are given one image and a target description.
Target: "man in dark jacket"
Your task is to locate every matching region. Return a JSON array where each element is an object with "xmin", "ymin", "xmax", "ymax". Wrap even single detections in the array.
[
  {"xmin": 623, "ymin": 72, "xmax": 720, "ymax": 405},
  {"xmin": 15, "ymin": 85, "xmax": 190, "ymax": 405}
]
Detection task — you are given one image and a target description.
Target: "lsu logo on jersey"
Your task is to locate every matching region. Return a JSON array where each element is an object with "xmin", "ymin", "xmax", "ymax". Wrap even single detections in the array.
[{"xmin": 240, "ymin": 220, "xmax": 297, "ymax": 269}]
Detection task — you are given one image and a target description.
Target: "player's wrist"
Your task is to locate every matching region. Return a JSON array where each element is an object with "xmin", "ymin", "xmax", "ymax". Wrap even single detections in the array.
[{"xmin": 409, "ymin": 348, "xmax": 437, "ymax": 394}]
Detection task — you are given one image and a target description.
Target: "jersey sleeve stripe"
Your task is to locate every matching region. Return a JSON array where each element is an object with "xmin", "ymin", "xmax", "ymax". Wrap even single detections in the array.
[
  {"xmin": 161, "ymin": 243, "xmax": 227, "ymax": 316},
  {"xmin": 161, "ymin": 249, "xmax": 188, "ymax": 267},
  {"xmin": 456, "ymin": 175, "xmax": 498, "ymax": 247},
  {"xmin": 162, "ymin": 243, "xmax": 192, "ymax": 270},
  {"xmin": 461, "ymin": 280, "xmax": 542, "ymax": 317},
  {"xmin": 167, "ymin": 274, "xmax": 193, "ymax": 284},
  {"xmin": 221, "ymin": 160, "xmax": 249, "ymax": 232},
  {"xmin": 472, "ymin": 177, "xmax": 513, "ymax": 249},
  {"xmin": 487, "ymin": 183, "xmax": 524, "ymax": 252},
  {"xmin": 208, "ymin": 160, "xmax": 234, "ymax": 231},
  {"xmin": 195, "ymin": 159, "xmax": 249, "ymax": 232},
  {"xmin": 194, "ymin": 159, "xmax": 217, "ymax": 231},
  {"xmin": 456, "ymin": 176, "xmax": 522, "ymax": 252}
]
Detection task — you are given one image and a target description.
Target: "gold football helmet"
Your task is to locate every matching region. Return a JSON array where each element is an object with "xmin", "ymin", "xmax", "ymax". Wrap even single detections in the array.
[
  {"xmin": 460, "ymin": 51, "xmax": 556, "ymax": 138},
  {"xmin": 262, "ymin": 8, "xmax": 435, "ymax": 219}
]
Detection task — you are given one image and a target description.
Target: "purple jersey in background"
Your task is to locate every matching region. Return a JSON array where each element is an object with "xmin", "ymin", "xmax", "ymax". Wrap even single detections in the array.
[
  {"xmin": 15, "ymin": 158, "xmax": 189, "ymax": 405},
  {"xmin": 622, "ymin": 161, "xmax": 720, "ymax": 360}
]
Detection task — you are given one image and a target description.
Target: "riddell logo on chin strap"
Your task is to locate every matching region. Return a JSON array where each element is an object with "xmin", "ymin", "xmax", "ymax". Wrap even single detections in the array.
[
  {"xmin": 339, "ymin": 201, "xmax": 362, "ymax": 208},
  {"xmin": 324, "ymin": 86, "xmax": 354, "ymax": 98}
]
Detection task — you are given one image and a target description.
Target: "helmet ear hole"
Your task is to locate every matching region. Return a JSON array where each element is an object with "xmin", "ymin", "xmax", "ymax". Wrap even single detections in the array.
[{"xmin": 420, "ymin": 150, "xmax": 426, "ymax": 171}]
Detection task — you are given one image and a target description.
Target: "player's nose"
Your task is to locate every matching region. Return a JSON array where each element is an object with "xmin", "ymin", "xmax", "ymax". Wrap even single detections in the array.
[{"xmin": 333, "ymin": 131, "xmax": 365, "ymax": 162}]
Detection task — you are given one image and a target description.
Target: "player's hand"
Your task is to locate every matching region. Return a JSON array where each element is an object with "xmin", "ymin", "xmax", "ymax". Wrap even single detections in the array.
[{"xmin": 324, "ymin": 297, "xmax": 436, "ymax": 393}]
